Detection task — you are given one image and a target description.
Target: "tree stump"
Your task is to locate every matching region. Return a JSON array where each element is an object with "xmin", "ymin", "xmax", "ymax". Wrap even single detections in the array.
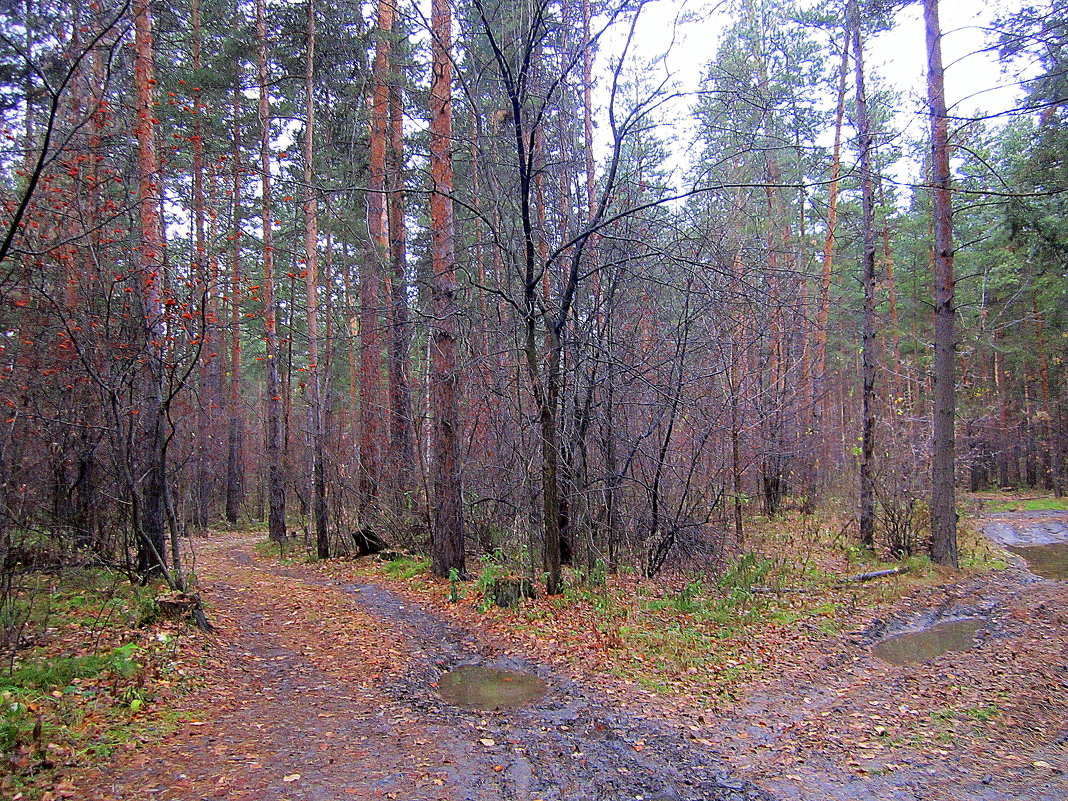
[
  {"xmin": 155, "ymin": 591, "xmax": 213, "ymax": 631},
  {"xmin": 492, "ymin": 577, "xmax": 536, "ymax": 608},
  {"xmin": 156, "ymin": 591, "xmax": 199, "ymax": 620},
  {"xmin": 352, "ymin": 525, "xmax": 386, "ymax": 557}
]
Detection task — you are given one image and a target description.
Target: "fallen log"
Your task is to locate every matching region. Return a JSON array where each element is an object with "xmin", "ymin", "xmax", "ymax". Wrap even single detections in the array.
[
  {"xmin": 750, "ymin": 586, "xmax": 809, "ymax": 594},
  {"xmin": 750, "ymin": 566, "xmax": 909, "ymax": 595},
  {"xmin": 837, "ymin": 566, "xmax": 908, "ymax": 583}
]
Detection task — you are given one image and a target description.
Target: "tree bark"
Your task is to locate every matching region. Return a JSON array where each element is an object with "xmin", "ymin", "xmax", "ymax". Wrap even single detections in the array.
[
  {"xmin": 131, "ymin": 0, "xmax": 167, "ymax": 579},
  {"xmin": 303, "ymin": 0, "xmax": 328, "ymax": 558},
  {"xmin": 191, "ymin": 0, "xmax": 214, "ymax": 530},
  {"xmin": 851, "ymin": 4, "xmax": 877, "ymax": 552},
  {"xmin": 429, "ymin": 0, "xmax": 465, "ymax": 578},
  {"xmin": 815, "ymin": 30, "xmax": 848, "ymax": 387},
  {"xmin": 924, "ymin": 0, "xmax": 959, "ymax": 567},
  {"xmin": 362, "ymin": 0, "xmax": 392, "ymax": 520},
  {"xmin": 256, "ymin": 0, "xmax": 287, "ymax": 543},
  {"xmin": 226, "ymin": 62, "xmax": 245, "ymax": 525},
  {"xmin": 386, "ymin": 2, "xmax": 415, "ymax": 504},
  {"xmin": 1032, "ymin": 293, "xmax": 1061, "ymax": 494}
]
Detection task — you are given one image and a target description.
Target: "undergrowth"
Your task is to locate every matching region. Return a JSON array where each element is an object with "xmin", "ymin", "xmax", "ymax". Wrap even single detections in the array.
[
  {"xmin": 468, "ymin": 508, "xmax": 950, "ymax": 704},
  {"xmin": 343, "ymin": 500, "xmax": 1011, "ymax": 707},
  {"xmin": 382, "ymin": 554, "xmax": 430, "ymax": 580},
  {"xmin": 0, "ymin": 569, "xmax": 193, "ymax": 798}
]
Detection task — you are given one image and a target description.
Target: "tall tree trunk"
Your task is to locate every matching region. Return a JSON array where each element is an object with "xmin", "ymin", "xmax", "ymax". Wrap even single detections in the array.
[
  {"xmin": 924, "ymin": 0, "xmax": 958, "ymax": 567},
  {"xmin": 191, "ymin": 0, "xmax": 213, "ymax": 529},
  {"xmin": 814, "ymin": 30, "xmax": 849, "ymax": 493},
  {"xmin": 428, "ymin": 0, "xmax": 465, "ymax": 578},
  {"xmin": 257, "ymin": 0, "xmax": 287, "ymax": 542},
  {"xmin": 226, "ymin": 64, "xmax": 245, "ymax": 524},
  {"xmin": 131, "ymin": 0, "xmax": 168, "ymax": 578},
  {"xmin": 1032, "ymin": 293, "xmax": 1061, "ymax": 494},
  {"xmin": 815, "ymin": 32, "xmax": 848, "ymax": 382},
  {"xmin": 303, "ymin": 0, "xmax": 328, "ymax": 558},
  {"xmin": 852, "ymin": 4, "xmax": 877, "ymax": 551},
  {"xmin": 880, "ymin": 180, "xmax": 904, "ymax": 403},
  {"xmin": 386, "ymin": 3, "xmax": 415, "ymax": 504},
  {"xmin": 362, "ymin": 0, "xmax": 392, "ymax": 522}
]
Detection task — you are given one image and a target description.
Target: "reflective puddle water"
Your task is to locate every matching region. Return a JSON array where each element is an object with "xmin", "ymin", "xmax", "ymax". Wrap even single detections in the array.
[
  {"xmin": 438, "ymin": 665, "xmax": 547, "ymax": 711},
  {"xmin": 1007, "ymin": 542, "xmax": 1068, "ymax": 580},
  {"xmin": 872, "ymin": 618, "xmax": 984, "ymax": 665}
]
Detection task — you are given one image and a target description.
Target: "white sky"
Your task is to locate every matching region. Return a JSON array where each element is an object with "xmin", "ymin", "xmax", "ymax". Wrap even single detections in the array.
[{"xmin": 598, "ymin": 0, "xmax": 1033, "ymax": 189}]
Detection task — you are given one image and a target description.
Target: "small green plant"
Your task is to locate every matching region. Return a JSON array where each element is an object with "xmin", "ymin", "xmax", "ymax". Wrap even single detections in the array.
[
  {"xmin": 136, "ymin": 593, "xmax": 162, "ymax": 627},
  {"xmin": 965, "ymin": 704, "xmax": 999, "ymax": 722},
  {"xmin": 960, "ymin": 546, "xmax": 1008, "ymax": 571},
  {"xmin": 845, "ymin": 543, "xmax": 877, "ymax": 566},
  {"xmin": 586, "ymin": 559, "xmax": 608, "ymax": 588},
  {"xmin": 0, "ymin": 713, "xmax": 21, "ymax": 752},
  {"xmin": 718, "ymin": 553, "xmax": 772, "ymax": 593},
  {"xmin": 900, "ymin": 553, "xmax": 932, "ymax": 573},
  {"xmin": 448, "ymin": 568, "xmax": 462, "ymax": 603},
  {"xmin": 252, "ymin": 539, "xmax": 277, "ymax": 558},
  {"xmin": 121, "ymin": 684, "xmax": 146, "ymax": 713},
  {"xmin": 473, "ymin": 551, "xmax": 505, "ymax": 596},
  {"xmin": 672, "ymin": 579, "xmax": 705, "ymax": 614}
]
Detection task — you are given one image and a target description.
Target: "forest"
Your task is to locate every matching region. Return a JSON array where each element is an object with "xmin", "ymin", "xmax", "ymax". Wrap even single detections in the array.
[
  {"xmin": 1, "ymin": 0, "xmax": 1067, "ymax": 797},
  {"xmin": 2, "ymin": 0, "xmax": 1064, "ymax": 590}
]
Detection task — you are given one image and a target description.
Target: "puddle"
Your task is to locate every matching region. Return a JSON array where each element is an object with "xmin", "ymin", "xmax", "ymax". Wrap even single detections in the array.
[
  {"xmin": 1007, "ymin": 542, "xmax": 1068, "ymax": 580},
  {"xmin": 872, "ymin": 618, "xmax": 983, "ymax": 665},
  {"xmin": 438, "ymin": 665, "xmax": 547, "ymax": 711}
]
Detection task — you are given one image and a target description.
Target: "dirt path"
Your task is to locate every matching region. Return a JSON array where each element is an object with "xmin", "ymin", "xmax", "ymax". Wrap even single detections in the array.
[
  {"xmin": 75, "ymin": 533, "xmax": 770, "ymax": 801},
  {"xmin": 75, "ymin": 516, "xmax": 1068, "ymax": 801}
]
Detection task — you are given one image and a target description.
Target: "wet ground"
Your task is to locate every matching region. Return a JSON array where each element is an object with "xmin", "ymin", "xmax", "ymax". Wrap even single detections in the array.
[
  {"xmin": 673, "ymin": 510, "xmax": 1068, "ymax": 801},
  {"xmin": 437, "ymin": 665, "xmax": 547, "ymax": 711},
  {"xmin": 74, "ymin": 511, "xmax": 1068, "ymax": 801},
  {"xmin": 982, "ymin": 510, "xmax": 1068, "ymax": 580},
  {"xmin": 870, "ymin": 617, "xmax": 984, "ymax": 665},
  {"xmin": 75, "ymin": 533, "xmax": 771, "ymax": 801}
]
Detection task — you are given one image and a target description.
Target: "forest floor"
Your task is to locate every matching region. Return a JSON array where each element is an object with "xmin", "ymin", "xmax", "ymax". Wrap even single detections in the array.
[{"xmin": 69, "ymin": 508, "xmax": 1068, "ymax": 801}]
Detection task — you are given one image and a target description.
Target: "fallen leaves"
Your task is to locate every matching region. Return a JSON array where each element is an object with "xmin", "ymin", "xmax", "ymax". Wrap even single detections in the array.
[{"xmin": 63, "ymin": 527, "xmax": 1068, "ymax": 801}]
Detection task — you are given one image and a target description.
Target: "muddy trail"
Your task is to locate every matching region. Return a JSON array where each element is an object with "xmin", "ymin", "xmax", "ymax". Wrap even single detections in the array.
[
  {"xmin": 688, "ymin": 510, "xmax": 1068, "ymax": 801},
  {"xmin": 76, "ymin": 533, "xmax": 770, "ymax": 801},
  {"xmin": 75, "ymin": 512, "xmax": 1068, "ymax": 801}
]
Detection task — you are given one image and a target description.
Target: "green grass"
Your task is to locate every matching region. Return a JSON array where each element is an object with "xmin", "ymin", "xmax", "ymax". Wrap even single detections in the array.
[
  {"xmin": 252, "ymin": 539, "xmax": 278, "ymax": 558},
  {"xmin": 0, "ymin": 643, "xmax": 140, "ymax": 694},
  {"xmin": 252, "ymin": 537, "xmax": 311, "ymax": 564},
  {"xmin": 965, "ymin": 704, "xmax": 1000, "ymax": 722},
  {"xmin": 984, "ymin": 497, "xmax": 1068, "ymax": 513},
  {"xmin": 382, "ymin": 555, "xmax": 429, "ymax": 580},
  {"xmin": 960, "ymin": 545, "xmax": 1009, "ymax": 571}
]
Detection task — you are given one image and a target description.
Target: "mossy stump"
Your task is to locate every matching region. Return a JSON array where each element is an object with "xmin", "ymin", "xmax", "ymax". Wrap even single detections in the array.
[{"xmin": 491, "ymin": 577, "xmax": 536, "ymax": 608}]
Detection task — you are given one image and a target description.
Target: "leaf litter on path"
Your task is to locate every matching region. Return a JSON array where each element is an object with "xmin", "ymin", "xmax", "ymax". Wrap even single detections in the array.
[{"xmin": 71, "ymin": 531, "xmax": 771, "ymax": 801}]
